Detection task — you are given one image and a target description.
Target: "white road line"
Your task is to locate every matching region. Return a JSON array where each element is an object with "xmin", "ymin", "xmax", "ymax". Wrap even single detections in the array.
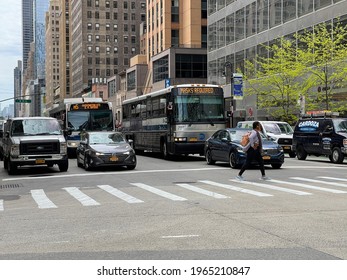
[
  {"xmin": 98, "ymin": 185, "xmax": 144, "ymax": 204},
  {"xmin": 270, "ymin": 179, "xmax": 347, "ymax": 194},
  {"xmin": 0, "ymin": 200, "xmax": 3, "ymax": 211},
  {"xmin": 318, "ymin": 176, "xmax": 347, "ymax": 182},
  {"xmin": 291, "ymin": 177, "xmax": 347, "ymax": 188},
  {"xmin": 175, "ymin": 183, "xmax": 229, "ymax": 199},
  {"xmin": 3, "ymin": 166, "xmax": 345, "ymax": 182},
  {"xmin": 31, "ymin": 189, "xmax": 58, "ymax": 209},
  {"xmin": 230, "ymin": 180, "xmax": 311, "ymax": 196},
  {"xmin": 63, "ymin": 187, "xmax": 100, "ymax": 206},
  {"xmin": 161, "ymin": 235, "xmax": 199, "ymax": 239},
  {"xmin": 201, "ymin": 180, "xmax": 272, "ymax": 197},
  {"xmin": 131, "ymin": 183, "xmax": 187, "ymax": 201}
]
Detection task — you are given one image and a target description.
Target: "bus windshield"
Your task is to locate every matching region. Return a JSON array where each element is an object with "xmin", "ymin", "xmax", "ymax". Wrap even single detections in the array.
[
  {"xmin": 67, "ymin": 110, "xmax": 113, "ymax": 131},
  {"xmin": 174, "ymin": 95, "xmax": 224, "ymax": 123}
]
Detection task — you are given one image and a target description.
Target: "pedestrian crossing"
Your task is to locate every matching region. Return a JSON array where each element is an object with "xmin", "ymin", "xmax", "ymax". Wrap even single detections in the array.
[{"xmin": 1, "ymin": 176, "xmax": 347, "ymax": 211}]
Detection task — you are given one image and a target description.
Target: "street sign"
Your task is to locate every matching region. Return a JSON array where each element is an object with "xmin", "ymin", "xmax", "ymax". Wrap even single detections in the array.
[
  {"xmin": 232, "ymin": 73, "xmax": 243, "ymax": 100},
  {"xmin": 15, "ymin": 99, "xmax": 31, "ymax": 103}
]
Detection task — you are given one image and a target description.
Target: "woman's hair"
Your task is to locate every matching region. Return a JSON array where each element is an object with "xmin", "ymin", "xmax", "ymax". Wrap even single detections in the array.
[{"xmin": 253, "ymin": 121, "xmax": 260, "ymax": 129}]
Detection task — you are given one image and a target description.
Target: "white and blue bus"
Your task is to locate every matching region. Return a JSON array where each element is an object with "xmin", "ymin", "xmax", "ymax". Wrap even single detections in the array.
[
  {"xmin": 121, "ymin": 84, "xmax": 226, "ymax": 158},
  {"xmin": 51, "ymin": 98, "xmax": 114, "ymax": 155}
]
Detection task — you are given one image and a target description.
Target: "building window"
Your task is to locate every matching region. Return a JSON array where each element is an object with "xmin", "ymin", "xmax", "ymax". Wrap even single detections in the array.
[
  {"xmin": 127, "ymin": 70, "xmax": 136, "ymax": 91},
  {"xmin": 153, "ymin": 55, "xmax": 168, "ymax": 83},
  {"xmin": 175, "ymin": 54, "xmax": 207, "ymax": 79},
  {"xmin": 96, "ymin": 46, "xmax": 100, "ymax": 53}
]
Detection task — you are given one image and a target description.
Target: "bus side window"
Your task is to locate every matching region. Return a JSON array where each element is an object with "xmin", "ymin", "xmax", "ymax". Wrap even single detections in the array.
[
  {"xmin": 146, "ymin": 99, "xmax": 152, "ymax": 117},
  {"xmin": 152, "ymin": 98, "xmax": 160, "ymax": 117},
  {"xmin": 159, "ymin": 97, "xmax": 166, "ymax": 117},
  {"xmin": 140, "ymin": 101, "xmax": 147, "ymax": 119}
]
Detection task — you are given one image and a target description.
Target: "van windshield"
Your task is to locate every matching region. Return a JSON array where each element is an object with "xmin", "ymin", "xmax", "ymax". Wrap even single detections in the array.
[
  {"xmin": 263, "ymin": 123, "xmax": 281, "ymax": 134},
  {"xmin": 333, "ymin": 119, "xmax": 347, "ymax": 132},
  {"xmin": 11, "ymin": 119, "xmax": 62, "ymax": 136}
]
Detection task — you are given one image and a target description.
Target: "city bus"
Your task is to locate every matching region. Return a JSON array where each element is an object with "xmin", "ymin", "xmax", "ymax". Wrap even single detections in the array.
[
  {"xmin": 51, "ymin": 98, "xmax": 114, "ymax": 155},
  {"xmin": 121, "ymin": 84, "xmax": 226, "ymax": 158}
]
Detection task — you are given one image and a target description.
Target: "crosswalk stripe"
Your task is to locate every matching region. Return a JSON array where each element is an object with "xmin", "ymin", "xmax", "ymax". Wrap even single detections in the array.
[
  {"xmin": 201, "ymin": 180, "xmax": 272, "ymax": 197},
  {"xmin": 230, "ymin": 180, "xmax": 311, "ymax": 195},
  {"xmin": 131, "ymin": 183, "xmax": 187, "ymax": 201},
  {"xmin": 318, "ymin": 176, "xmax": 347, "ymax": 182},
  {"xmin": 31, "ymin": 189, "xmax": 57, "ymax": 209},
  {"xmin": 291, "ymin": 177, "xmax": 347, "ymax": 188},
  {"xmin": 0, "ymin": 200, "xmax": 3, "ymax": 211},
  {"xmin": 98, "ymin": 185, "xmax": 144, "ymax": 203},
  {"xmin": 270, "ymin": 179, "xmax": 347, "ymax": 194},
  {"xmin": 63, "ymin": 187, "xmax": 100, "ymax": 206},
  {"xmin": 175, "ymin": 183, "xmax": 229, "ymax": 199}
]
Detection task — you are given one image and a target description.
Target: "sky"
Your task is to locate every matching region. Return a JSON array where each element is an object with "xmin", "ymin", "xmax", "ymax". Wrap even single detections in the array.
[{"xmin": 0, "ymin": 1, "xmax": 22, "ymax": 110}]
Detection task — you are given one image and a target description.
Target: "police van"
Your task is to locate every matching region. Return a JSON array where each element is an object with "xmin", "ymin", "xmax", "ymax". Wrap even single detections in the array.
[{"xmin": 293, "ymin": 114, "xmax": 347, "ymax": 163}]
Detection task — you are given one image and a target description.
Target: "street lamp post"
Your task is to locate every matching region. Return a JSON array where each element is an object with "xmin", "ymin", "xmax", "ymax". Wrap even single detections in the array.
[{"xmin": 324, "ymin": 64, "xmax": 329, "ymax": 110}]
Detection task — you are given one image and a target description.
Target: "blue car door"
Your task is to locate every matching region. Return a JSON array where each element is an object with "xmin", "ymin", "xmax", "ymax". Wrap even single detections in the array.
[{"xmin": 218, "ymin": 130, "xmax": 231, "ymax": 162}]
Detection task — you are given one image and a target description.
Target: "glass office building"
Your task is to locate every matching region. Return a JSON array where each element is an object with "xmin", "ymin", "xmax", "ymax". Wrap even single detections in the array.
[{"xmin": 207, "ymin": 0, "xmax": 347, "ymax": 121}]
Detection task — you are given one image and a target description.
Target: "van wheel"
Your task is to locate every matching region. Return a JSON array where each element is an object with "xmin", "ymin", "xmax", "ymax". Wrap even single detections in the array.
[
  {"xmin": 7, "ymin": 159, "xmax": 17, "ymax": 175},
  {"xmin": 330, "ymin": 147, "xmax": 344, "ymax": 164},
  {"xmin": 58, "ymin": 160, "xmax": 69, "ymax": 172},
  {"xmin": 289, "ymin": 151, "xmax": 296, "ymax": 158},
  {"xmin": 296, "ymin": 145, "xmax": 307, "ymax": 160}
]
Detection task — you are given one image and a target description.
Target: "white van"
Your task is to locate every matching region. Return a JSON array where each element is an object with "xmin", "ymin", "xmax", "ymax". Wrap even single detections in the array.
[{"xmin": 236, "ymin": 120, "xmax": 296, "ymax": 158}]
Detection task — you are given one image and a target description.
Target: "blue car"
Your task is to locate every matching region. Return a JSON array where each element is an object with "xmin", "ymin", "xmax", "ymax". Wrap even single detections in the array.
[{"xmin": 204, "ymin": 128, "xmax": 284, "ymax": 169}]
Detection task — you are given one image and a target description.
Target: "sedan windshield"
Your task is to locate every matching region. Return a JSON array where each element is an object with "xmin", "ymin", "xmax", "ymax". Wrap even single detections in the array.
[{"xmin": 89, "ymin": 133, "xmax": 126, "ymax": 144}]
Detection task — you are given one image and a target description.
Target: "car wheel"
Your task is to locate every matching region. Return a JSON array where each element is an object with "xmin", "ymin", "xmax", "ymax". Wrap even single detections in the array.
[
  {"xmin": 84, "ymin": 155, "xmax": 92, "ymax": 171},
  {"xmin": 127, "ymin": 165, "xmax": 136, "ymax": 170},
  {"xmin": 229, "ymin": 152, "xmax": 239, "ymax": 169},
  {"xmin": 271, "ymin": 163, "xmax": 282, "ymax": 169},
  {"xmin": 289, "ymin": 151, "xmax": 296, "ymax": 158},
  {"xmin": 296, "ymin": 145, "xmax": 307, "ymax": 160},
  {"xmin": 205, "ymin": 149, "xmax": 215, "ymax": 165},
  {"xmin": 330, "ymin": 147, "xmax": 344, "ymax": 164},
  {"xmin": 58, "ymin": 160, "xmax": 69, "ymax": 172},
  {"xmin": 77, "ymin": 153, "xmax": 83, "ymax": 168}
]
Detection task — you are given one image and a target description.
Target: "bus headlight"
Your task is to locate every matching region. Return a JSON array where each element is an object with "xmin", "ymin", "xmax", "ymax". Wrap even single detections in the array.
[
  {"xmin": 11, "ymin": 144, "xmax": 20, "ymax": 157},
  {"xmin": 174, "ymin": 137, "xmax": 187, "ymax": 142}
]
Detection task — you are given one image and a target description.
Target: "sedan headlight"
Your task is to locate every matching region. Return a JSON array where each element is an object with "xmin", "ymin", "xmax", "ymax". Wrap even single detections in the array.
[
  {"xmin": 236, "ymin": 146, "xmax": 245, "ymax": 153},
  {"xmin": 11, "ymin": 144, "xmax": 20, "ymax": 157}
]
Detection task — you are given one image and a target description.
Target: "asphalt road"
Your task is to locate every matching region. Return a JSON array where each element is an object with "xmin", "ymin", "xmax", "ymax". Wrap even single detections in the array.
[{"xmin": 1, "ymin": 154, "xmax": 347, "ymax": 260}]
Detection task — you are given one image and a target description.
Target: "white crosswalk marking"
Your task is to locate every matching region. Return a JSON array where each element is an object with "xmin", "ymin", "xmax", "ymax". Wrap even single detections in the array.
[
  {"xmin": 270, "ymin": 179, "xmax": 347, "ymax": 194},
  {"xmin": 318, "ymin": 176, "xmax": 347, "ymax": 182},
  {"xmin": 291, "ymin": 177, "xmax": 347, "ymax": 188},
  {"xmin": 201, "ymin": 180, "xmax": 272, "ymax": 197},
  {"xmin": 31, "ymin": 189, "xmax": 57, "ymax": 209},
  {"xmin": 175, "ymin": 183, "xmax": 229, "ymax": 199},
  {"xmin": 63, "ymin": 187, "xmax": 100, "ymax": 206},
  {"xmin": 0, "ymin": 200, "xmax": 3, "ymax": 211},
  {"xmin": 131, "ymin": 183, "xmax": 187, "ymax": 201},
  {"xmin": 230, "ymin": 180, "xmax": 311, "ymax": 195},
  {"xmin": 98, "ymin": 185, "xmax": 144, "ymax": 203}
]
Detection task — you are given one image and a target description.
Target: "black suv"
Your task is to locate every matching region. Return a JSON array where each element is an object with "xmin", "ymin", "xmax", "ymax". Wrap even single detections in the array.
[{"xmin": 293, "ymin": 116, "xmax": 347, "ymax": 163}]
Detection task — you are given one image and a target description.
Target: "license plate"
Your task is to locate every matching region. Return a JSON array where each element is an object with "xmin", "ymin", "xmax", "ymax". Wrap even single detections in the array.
[
  {"xmin": 35, "ymin": 159, "xmax": 45, "ymax": 164},
  {"xmin": 283, "ymin": 146, "xmax": 291, "ymax": 150},
  {"xmin": 262, "ymin": 156, "xmax": 271, "ymax": 160},
  {"xmin": 189, "ymin": 137, "xmax": 197, "ymax": 142},
  {"xmin": 109, "ymin": 156, "xmax": 118, "ymax": 162}
]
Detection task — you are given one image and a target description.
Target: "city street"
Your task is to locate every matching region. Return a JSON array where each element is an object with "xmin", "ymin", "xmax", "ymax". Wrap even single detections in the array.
[{"xmin": 0, "ymin": 154, "xmax": 347, "ymax": 260}]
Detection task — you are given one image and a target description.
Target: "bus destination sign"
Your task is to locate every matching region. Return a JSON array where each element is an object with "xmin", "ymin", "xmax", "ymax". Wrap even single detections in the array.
[
  {"xmin": 71, "ymin": 103, "xmax": 109, "ymax": 110},
  {"xmin": 179, "ymin": 87, "xmax": 216, "ymax": 94}
]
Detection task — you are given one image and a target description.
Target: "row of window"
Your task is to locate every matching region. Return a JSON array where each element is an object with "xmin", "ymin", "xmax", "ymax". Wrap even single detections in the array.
[
  {"xmin": 86, "ymin": 46, "xmax": 136, "ymax": 54},
  {"xmin": 209, "ymin": 0, "xmax": 344, "ymax": 51},
  {"xmin": 87, "ymin": 34, "xmax": 136, "ymax": 44},
  {"xmin": 87, "ymin": 21, "xmax": 145, "ymax": 31},
  {"xmin": 87, "ymin": 0, "xmax": 146, "ymax": 10},
  {"xmin": 123, "ymin": 96, "xmax": 167, "ymax": 120},
  {"xmin": 208, "ymin": 0, "xmax": 342, "ymax": 16},
  {"xmin": 87, "ymin": 11, "xmax": 139, "ymax": 21}
]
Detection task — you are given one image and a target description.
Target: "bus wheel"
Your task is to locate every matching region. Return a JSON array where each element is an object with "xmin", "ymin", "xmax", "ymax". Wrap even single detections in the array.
[{"xmin": 161, "ymin": 141, "xmax": 170, "ymax": 159}]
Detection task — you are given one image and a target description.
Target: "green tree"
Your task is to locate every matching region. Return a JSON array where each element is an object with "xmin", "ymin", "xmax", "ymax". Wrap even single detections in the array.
[
  {"xmin": 244, "ymin": 37, "xmax": 305, "ymax": 124},
  {"xmin": 295, "ymin": 20, "xmax": 347, "ymax": 112}
]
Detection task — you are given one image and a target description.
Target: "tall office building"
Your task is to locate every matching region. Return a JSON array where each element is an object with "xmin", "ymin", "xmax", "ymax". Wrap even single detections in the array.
[
  {"xmin": 208, "ymin": 0, "xmax": 347, "ymax": 121},
  {"xmin": 142, "ymin": 0, "xmax": 208, "ymax": 93},
  {"xmin": 22, "ymin": 0, "xmax": 34, "ymax": 72},
  {"xmin": 69, "ymin": 0, "xmax": 147, "ymax": 97},
  {"xmin": 14, "ymin": 61, "xmax": 23, "ymax": 117}
]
